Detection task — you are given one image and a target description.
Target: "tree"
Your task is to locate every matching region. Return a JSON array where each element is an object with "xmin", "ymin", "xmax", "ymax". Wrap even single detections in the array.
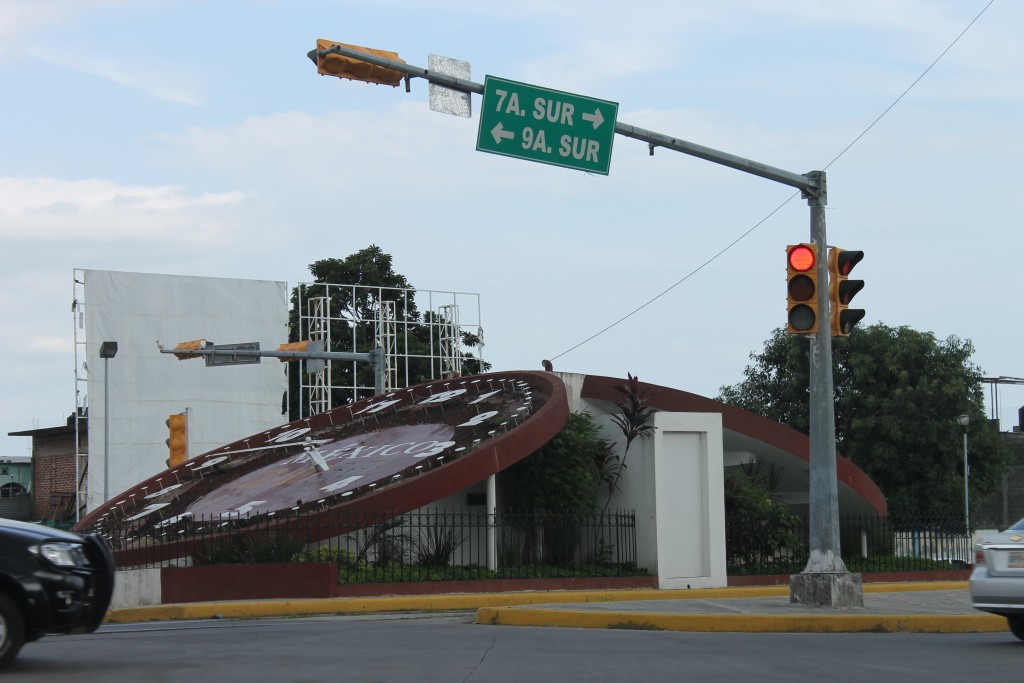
[
  {"xmin": 718, "ymin": 324, "xmax": 1011, "ymax": 520},
  {"xmin": 286, "ymin": 245, "xmax": 487, "ymax": 419},
  {"xmin": 723, "ymin": 466, "xmax": 803, "ymax": 573},
  {"xmin": 501, "ymin": 411, "xmax": 614, "ymax": 514},
  {"xmin": 499, "ymin": 411, "xmax": 615, "ymax": 565}
]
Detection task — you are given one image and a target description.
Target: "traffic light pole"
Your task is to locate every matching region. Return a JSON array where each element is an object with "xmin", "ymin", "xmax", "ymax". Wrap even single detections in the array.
[
  {"xmin": 161, "ymin": 346, "xmax": 385, "ymax": 395},
  {"xmin": 312, "ymin": 43, "xmax": 861, "ymax": 607},
  {"xmin": 788, "ymin": 174, "xmax": 862, "ymax": 607}
]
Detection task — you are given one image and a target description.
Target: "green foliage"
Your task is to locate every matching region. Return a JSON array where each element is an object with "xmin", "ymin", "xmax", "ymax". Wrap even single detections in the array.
[
  {"xmin": 608, "ymin": 621, "xmax": 662, "ymax": 631},
  {"xmin": 609, "ymin": 373, "xmax": 658, "ymax": 454},
  {"xmin": 334, "ymin": 561, "xmax": 649, "ymax": 584},
  {"xmin": 502, "ymin": 411, "xmax": 613, "ymax": 513},
  {"xmin": 415, "ymin": 525, "xmax": 464, "ymax": 567},
  {"xmin": 192, "ymin": 531, "xmax": 307, "ymax": 566},
  {"xmin": 285, "ymin": 245, "xmax": 488, "ymax": 418},
  {"xmin": 723, "ymin": 468, "xmax": 804, "ymax": 572},
  {"xmin": 355, "ymin": 516, "xmax": 412, "ymax": 565},
  {"xmin": 188, "ymin": 520, "xmax": 650, "ymax": 581},
  {"xmin": 293, "ymin": 545, "xmax": 360, "ymax": 571},
  {"xmin": 600, "ymin": 374, "xmax": 657, "ymax": 518},
  {"xmin": 718, "ymin": 324, "xmax": 1012, "ymax": 519}
]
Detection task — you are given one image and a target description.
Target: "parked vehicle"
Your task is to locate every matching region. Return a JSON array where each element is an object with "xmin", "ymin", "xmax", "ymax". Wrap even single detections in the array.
[
  {"xmin": 970, "ymin": 518, "xmax": 1024, "ymax": 641},
  {"xmin": 0, "ymin": 518, "xmax": 114, "ymax": 670}
]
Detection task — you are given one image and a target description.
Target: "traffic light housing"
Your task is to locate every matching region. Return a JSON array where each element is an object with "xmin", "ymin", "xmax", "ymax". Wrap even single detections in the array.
[
  {"xmin": 166, "ymin": 413, "xmax": 188, "ymax": 467},
  {"xmin": 786, "ymin": 243, "xmax": 819, "ymax": 334},
  {"xmin": 313, "ymin": 39, "xmax": 406, "ymax": 86},
  {"xmin": 828, "ymin": 248, "xmax": 865, "ymax": 337},
  {"xmin": 277, "ymin": 340, "xmax": 310, "ymax": 357},
  {"xmin": 172, "ymin": 339, "xmax": 208, "ymax": 360}
]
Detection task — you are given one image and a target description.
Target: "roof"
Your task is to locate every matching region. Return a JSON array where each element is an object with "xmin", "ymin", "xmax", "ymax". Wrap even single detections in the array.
[{"xmin": 578, "ymin": 374, "xmax": 886, "ymax": 516}]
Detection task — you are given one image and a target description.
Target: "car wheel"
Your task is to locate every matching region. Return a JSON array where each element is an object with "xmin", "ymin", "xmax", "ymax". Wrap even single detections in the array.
[
  {"xmin": 0, "ymin": 592, "xmax": 26, "ymax": 670},
  {"xmin": 1007, "ymin": 616, "xmax": 1024, "ymax": 642}
]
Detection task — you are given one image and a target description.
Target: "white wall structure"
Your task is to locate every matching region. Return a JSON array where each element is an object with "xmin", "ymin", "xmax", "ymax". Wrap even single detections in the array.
[
  {"xmin": 78, "ymin": 270, "xmax": 288, "ymax": 512},
  {"xmin": 562, "ymin": 372, "xmax": 728, "ymax": 589}
]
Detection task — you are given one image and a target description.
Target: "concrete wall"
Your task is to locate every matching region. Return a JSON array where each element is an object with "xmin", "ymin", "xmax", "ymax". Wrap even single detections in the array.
[
  {"xmin": 111, "ymin": 568, "xmax": 162, "ymax": 609},
  {"xmin": 650, "ymin": 412, "xmax": 726, "ymax": 589},
  {"xmin": 83, "ymin": 270, "xmax": 289, "ymax": 511},
  {"xmin": 566, "ymin": 372, "xmax": 727, "ymax": 589}
]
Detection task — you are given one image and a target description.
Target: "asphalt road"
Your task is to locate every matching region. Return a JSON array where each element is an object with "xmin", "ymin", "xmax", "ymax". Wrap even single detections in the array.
[{"xmin": 5, "ymin": 612, "xmax": 1023, "ymax": 683}]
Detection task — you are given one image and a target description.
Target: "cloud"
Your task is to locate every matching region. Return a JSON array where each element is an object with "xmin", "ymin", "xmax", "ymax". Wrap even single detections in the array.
[
  {"xmin": 0, "ymin": 177, "xmax": 249, "ymax": 244},
  {"xmin": 0, "ymin": 0, "xmax": 203, "ymax": 104}
]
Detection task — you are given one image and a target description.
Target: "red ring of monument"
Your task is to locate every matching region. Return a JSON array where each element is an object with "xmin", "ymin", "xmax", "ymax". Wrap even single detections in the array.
[{"xmin": 76, "ymin": 371, "xmax": 569, "ymax": 565}]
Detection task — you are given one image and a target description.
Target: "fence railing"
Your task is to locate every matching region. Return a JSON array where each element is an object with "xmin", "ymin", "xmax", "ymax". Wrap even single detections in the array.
[
  {"xmin": 96, "ymin": 507, "xmax": 643, "ymax": 581},
  {"xmin": 726, "ymin": 513, "xmax": 974, "ymax": 575}
]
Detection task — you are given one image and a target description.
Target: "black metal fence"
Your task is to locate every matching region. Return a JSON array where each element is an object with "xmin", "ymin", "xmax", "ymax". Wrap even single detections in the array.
[
  {"xmin": 98, "ymin": 508, "xmax": 643, "ymax": 581},
  {"xmin": 726, "ymin": 513, "xmax": 974, "ymax": 575}
]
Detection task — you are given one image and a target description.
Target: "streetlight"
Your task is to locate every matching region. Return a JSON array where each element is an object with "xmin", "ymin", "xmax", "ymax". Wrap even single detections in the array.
[
  {"xmin": 99, "ymin": 341, "xmax": 118, "ymax": 503},
  {"xmin": 958, "ymin": 414, "xmax": 970, "ymax": 538}
]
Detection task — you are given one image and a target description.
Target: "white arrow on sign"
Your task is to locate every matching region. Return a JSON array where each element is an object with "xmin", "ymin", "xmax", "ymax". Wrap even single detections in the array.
[
  {"xmin": 491, "ymin": 122, "xmax": 515, "ymax": 144},
  {"xmin": 581, "ymin": 108, "xmax": 605, "ymax": 130}
]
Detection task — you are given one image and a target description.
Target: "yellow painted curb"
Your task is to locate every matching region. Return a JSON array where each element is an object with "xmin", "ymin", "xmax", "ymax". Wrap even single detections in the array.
[
  {"xmin": 475, "ymin": 607, "xmax": 1007, "ymax": 634},
  {"xmin": 104, "ymin": 582, "xmax": 974, "ymax": 626},
  {"xmin": 105, "ymin": 587, "xmax": 788, "ymax": 623}
]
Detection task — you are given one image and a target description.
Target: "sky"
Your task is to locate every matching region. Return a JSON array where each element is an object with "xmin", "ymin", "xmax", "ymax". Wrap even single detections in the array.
[{"xmin": 2, "ymin": 0, "xmax": 1022, "ymax": 457}]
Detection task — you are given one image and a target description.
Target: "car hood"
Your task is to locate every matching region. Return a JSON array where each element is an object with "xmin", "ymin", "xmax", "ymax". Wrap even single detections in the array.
[{"xmin": 0, "ymin": 518, "xmax": 86, "ymax": 544}]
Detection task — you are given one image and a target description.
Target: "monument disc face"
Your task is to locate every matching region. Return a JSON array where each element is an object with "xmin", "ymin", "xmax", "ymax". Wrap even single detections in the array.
[{"xmin": 78, "ymin": 371, "xmax": 568, "ymax": 552}]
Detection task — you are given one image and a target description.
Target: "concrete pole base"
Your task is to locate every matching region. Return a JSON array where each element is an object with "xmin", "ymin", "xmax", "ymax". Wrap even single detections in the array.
[{"xmin": 789, "ymin": 571, "xmax": 864, "ymax": 609}]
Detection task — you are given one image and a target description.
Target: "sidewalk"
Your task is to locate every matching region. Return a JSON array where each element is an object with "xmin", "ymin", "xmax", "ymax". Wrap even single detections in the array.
[{"xmin": 106, "ymin": 582, "xmax": 1009, "ymax": 634}]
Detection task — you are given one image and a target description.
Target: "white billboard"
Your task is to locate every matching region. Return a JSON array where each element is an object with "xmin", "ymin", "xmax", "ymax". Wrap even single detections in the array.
[{"xmin": 79, "ymin": 270, "xmax": 288, "ymax": 511}]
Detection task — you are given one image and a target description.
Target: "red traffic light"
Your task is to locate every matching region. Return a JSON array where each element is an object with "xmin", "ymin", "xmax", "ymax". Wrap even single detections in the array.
[
  {"xmin": 786, "ymin": 243, "xmax": 819, "ymax": 335},
  {"xmin": 788, "ymin": 244, "xmax": 816, "ymax": 272}
]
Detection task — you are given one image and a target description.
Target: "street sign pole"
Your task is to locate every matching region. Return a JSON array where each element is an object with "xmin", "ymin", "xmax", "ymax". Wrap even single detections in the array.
[{"xmin": 309, "ymin": 42, "xmax": 861, "ymax": 607}]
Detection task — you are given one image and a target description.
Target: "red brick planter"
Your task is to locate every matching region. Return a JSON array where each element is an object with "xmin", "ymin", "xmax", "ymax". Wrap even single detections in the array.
[{"xmin": 161, "ymin": 562, "xmax": 338, "ymax": 603}]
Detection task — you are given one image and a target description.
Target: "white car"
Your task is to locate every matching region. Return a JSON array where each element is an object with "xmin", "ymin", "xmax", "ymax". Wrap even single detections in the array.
[{"xmin": 970, "ymin": 519, "xmax": 1024, "ymax": 640}]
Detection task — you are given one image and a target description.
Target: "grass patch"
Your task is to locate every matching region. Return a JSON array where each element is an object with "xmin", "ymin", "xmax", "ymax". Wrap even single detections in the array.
[{"xmin": 608, "ymin": 621, "xmax": 662, "ymax": 631}]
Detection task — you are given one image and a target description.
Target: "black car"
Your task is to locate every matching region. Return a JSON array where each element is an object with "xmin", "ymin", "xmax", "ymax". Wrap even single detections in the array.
[{"xmin": 0, "ymin": 518, "xmax": 115, "ymax": 670}]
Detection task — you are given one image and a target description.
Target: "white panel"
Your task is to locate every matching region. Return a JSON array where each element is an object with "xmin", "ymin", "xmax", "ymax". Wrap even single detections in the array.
[
  {"xmin": 660, "ymin": 432, "xmax": 705, "ymax": 578},
  {"xmin": 83, "ymin": 270, "xmax": 288, "ymax": 510}
]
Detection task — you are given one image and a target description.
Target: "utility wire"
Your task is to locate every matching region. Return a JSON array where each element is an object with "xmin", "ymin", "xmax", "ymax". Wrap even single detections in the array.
[{"xmin": 550, "ymin": 0, "xmax": 994, "ymax": 363}]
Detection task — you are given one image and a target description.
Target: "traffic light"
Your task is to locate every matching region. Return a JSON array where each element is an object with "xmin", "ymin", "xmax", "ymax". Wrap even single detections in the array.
[
  {"xmin": 166, "ymin": 413, "xmax": 188, "ymax": 467},
  {"xmin": 786, "ymin": 243, "xmax": 819, "ymax": 334},
  {"xmin": 313, "ymin": 39, "xmax": 406, "ymax": 86},
  {"xmin": 172, "ymin": 339, "xmax": 208, "ymax": 360},
  {"xmin": 277, "ymin": 340, "xmax": 310, "ymax": 357},
  {"xmin": 828, "ymin": 248, "xmax": 865, "ymax": 337}
]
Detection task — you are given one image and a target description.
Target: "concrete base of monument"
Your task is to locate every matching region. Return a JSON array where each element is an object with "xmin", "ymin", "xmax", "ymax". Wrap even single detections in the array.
[{"xmin": 789, "ymin": 571, "xmax": 864, "ymax": 609}]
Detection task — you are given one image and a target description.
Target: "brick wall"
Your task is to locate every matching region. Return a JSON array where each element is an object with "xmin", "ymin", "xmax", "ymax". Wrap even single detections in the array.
[{"xmin": 30, "ymin": 431, "xmax": 85, "ymax": 521}]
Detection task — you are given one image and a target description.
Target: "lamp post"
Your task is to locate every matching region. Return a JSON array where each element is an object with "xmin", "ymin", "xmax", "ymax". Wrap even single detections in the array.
[
  {"xmin": 99, "ymin": 341, "xmax": 118, "ymax": 503},
  {"xmin": 958, "ymin": 414, "xmax": 970, "ymax": 537}
]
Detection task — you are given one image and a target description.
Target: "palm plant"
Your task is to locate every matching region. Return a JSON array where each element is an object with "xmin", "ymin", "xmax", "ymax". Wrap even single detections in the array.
[{"xmin": 600, "ymin": 373, "xmax": 657, "ymax": 520}]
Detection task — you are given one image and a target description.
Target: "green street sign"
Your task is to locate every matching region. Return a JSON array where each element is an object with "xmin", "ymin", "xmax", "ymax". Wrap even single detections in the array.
[{"xmin": 476, "ymin": 76, "xmax": 618, "ymax": 175}]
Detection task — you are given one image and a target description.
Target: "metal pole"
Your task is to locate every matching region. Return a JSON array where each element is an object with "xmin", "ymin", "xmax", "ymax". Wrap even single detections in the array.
[
  {"xmin": 103, "ymin": 356, "xmax": 110, "ymax": 503},
  {"xmin": 964, "ymin": 428, "xmax": 970, "ymax": 535},
  {"xmin": 308, "ymin": 44, "xmax": 823, "ymax": 197},
  {"xmin": 372, "ymin": 347, "xmax": 384, "ymax": 396},
  {"xmin": 803, "ymin": 170, "xmax": 847, "ymax": 574},
  {"xmin": 486, "ymin": 474, "xmax": 497, "ymax": 571}
]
